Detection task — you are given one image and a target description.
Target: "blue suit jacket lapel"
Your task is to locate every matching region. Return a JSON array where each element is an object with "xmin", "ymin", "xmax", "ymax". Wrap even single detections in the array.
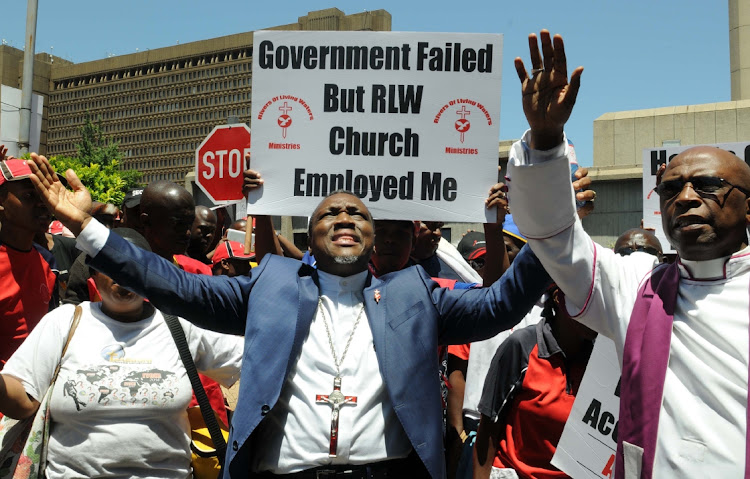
[
  {"xmin": 364, "ymin": 275, "xmax": 387, "ymax": 380},
  {"xmin": 289, "ymin": 266, "xmax": 319, "ymax": 375}
]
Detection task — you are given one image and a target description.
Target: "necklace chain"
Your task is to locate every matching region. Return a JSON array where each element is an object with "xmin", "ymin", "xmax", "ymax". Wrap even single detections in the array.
[{"xmin": 317, "ymin": 297, "xmax": 365, "ymax": 377}]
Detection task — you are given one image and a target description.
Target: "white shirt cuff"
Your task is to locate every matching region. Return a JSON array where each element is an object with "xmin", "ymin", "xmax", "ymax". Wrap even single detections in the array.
[
  {"xmin": 75, "ymin": 218, "xmax": 110, "ymax": 257},
  {"xmin": 506, "ymin": 130, "xmax": 577, "ymax": 239},
  {"xmin": 510, "ymin": 129, "xmax": 568, "ymax": 166}
]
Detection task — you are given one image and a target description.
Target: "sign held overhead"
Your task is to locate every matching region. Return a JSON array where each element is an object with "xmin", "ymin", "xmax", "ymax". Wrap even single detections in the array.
[{"xmin": 247, "ymin": 31, "xmax": 503, "ymax": 222}]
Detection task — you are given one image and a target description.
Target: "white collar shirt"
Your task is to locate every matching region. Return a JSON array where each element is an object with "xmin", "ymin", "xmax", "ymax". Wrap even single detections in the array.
[{"xmin": 252, "ymin": 269, "xmax": 411, "ymax": 473}]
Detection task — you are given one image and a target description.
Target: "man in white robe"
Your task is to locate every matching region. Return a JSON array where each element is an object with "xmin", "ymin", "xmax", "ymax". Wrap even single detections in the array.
[{"xmin": 500, "ymin": 30, "xmax": 750, "ymax": 479}]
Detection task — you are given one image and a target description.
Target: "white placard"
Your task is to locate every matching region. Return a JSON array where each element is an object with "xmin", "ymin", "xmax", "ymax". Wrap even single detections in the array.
[
  {"xmin": 551, "ymin": 337, "xmax": 621, "ymax": 479},
  {"xmin": 642, "ymin": 142, "xmax": 750, "ymax": 253},
  {"xmin": 247, "ymin": 31, "xmax": 503, "ymax": 221}
]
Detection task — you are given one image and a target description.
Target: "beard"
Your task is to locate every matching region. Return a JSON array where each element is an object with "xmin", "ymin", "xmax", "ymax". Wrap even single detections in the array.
[{"xmin": 332, "ymin": 254, "xmax": 361, "ymax": 265}]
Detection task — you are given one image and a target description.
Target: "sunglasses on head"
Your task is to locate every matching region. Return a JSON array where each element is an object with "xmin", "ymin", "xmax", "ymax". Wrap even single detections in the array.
[
  {"xmin": 653, "ymin": 176, "xmax": 750, "ymax": 203},
  {"xmin": 615, "ymin": 246, "xmax": 661, "ymax": 257}
]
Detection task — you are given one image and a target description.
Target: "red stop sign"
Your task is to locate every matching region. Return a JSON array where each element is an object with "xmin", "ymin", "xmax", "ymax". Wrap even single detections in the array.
[{"xmin": 195, "ymin": 124, "xmax": 251, "ymax": 204}]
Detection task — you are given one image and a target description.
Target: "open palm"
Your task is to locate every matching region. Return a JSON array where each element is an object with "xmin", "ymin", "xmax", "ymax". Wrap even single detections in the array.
[
  {"xmin": 28, "ymin": 154, "xmax": 92, "ymax": 235},
  {"xmin": 515, "ymin": 31, "xmax": 583, "ymax": 149}
]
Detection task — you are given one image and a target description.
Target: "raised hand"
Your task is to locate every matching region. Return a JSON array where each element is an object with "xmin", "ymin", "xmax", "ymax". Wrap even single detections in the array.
[
  {"xmin": 485, "ymin": 178, "xmax": 510, "ymax": 224},
  {"xmin": 0, "ymin": 145, "xmax": 11, "ymax": 162},
  {"xmin": 572, "ymin": 167, "xmax": 597, "ymax": 219},
  {"xmin": 27, "ymin": 153, "xmax": 93, "ymax": 236},
  {"xmin": 242, "ymin": 151, "xmax": 264, "ymax": 197},
  {"xmin": 515, "ymin": 30, "xmax": 583, "ymax": 150}
]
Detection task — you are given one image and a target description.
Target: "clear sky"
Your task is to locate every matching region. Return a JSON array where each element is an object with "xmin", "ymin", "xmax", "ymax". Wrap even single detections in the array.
[{"xmin": 3, "ymin": 0, "xmax": 730, "ymax": 166}]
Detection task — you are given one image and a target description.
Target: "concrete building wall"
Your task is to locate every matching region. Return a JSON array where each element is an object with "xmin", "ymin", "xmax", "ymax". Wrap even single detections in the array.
[{"xmin": 589, "ymin": 99, "xmax": 750, "ymax": 246}]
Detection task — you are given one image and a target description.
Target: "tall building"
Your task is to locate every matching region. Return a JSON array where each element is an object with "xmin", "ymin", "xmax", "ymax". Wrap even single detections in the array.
[{"xmin": 2, "ymin": 8, "xmax": 391, "ymax": 184}]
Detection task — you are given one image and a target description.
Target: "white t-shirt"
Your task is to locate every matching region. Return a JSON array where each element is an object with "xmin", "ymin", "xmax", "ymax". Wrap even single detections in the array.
[{"xmin": 3, "ymin": 302, "xmax": 243, "ymax": 479}]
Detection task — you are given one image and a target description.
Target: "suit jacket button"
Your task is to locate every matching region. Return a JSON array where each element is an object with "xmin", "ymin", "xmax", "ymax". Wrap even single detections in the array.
[
  {"xmin": 232, "ymin": 440, "xmax": 238, "ymax": 451},
  {"xmin": 261, "ymin": 404, "xmax": 270, "ymax": 415}
]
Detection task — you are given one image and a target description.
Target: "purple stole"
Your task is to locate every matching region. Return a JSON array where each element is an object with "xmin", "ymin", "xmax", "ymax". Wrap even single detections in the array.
[{"xmin": 616, "ymin": 261, "xmax": 750, "ymax": 478}]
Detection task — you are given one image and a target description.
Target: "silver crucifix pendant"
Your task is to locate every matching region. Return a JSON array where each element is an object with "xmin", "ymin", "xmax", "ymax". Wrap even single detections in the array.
[{"xmin": 315, "ymin": 376, "xmax": 357, "ymax": 457}]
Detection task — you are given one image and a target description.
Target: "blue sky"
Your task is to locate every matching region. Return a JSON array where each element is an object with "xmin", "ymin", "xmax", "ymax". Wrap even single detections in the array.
[{"xmin": 4, "ymin": 1, "xmax": 729, "ymax": 166}]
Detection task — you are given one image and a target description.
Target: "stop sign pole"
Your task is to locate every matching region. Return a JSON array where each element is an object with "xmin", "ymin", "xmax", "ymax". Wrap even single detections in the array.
[{"xmin": 195, "ymin": 124, "xmax": 251, "ymax": 205}]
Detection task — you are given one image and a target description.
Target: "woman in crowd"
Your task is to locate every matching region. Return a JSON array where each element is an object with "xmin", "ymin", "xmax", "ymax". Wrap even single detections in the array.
[{"xmin": 0, "ymin": 228, "xmax": 243, "ymax": 478}]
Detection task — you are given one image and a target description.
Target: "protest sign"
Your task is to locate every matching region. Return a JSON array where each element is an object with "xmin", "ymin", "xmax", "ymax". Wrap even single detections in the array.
[
  {"xmin": 247, "ymin": 30, "xmax": 503, "ymax": 221},
  {"xmin": 551, "ymin": 337, "xmax": 621, "ymax": 479},
  {"xmin": 642, "ymin": 141, "xmax": 750, "ymax": 252}
]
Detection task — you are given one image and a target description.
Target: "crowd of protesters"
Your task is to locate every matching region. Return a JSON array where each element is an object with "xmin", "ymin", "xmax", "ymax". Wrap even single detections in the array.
[{"xmin": 0, "ymin": 29, "xmax": 748, "ymax": 479}]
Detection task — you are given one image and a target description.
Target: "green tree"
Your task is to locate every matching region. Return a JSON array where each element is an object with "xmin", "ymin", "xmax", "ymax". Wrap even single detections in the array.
[
  {"xmin": 76, "ymin": 113, "xmax": 122, "ymax": 167},
  {"xmin": 49, "ymin": 113, "xmax": 141, "ymax": 205}
]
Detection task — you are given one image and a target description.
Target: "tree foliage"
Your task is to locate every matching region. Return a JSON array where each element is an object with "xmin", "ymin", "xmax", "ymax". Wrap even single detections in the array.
[
  {"xmin": 49, "ymin": 113, "xmax": 141, "ymax": 206},
  {"xmin": 76, "ymin": 113, "xmax": 122, "ymax": 167}
]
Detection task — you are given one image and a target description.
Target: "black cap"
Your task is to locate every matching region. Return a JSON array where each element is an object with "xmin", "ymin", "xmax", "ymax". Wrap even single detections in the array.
[
  {"xmin": 122, "ymin": 188, "xmax": 144, "ymax": 209},
  {"xmin": 457, "ymin": 231, "xmax": 487, "ymax": 260}
]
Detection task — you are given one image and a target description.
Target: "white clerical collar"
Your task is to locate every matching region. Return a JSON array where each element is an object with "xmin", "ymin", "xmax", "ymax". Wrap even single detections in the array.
[
  {"xmin": 317, "ymin": 269, "xmax": 369, "ymax": 295},
  {"xmin": 678, "ymin": 245, "xmax": 750, "ymax": 280},
  {"xmin": 678, "ymin": 256, "xmax": 730, "ymax": 280}
]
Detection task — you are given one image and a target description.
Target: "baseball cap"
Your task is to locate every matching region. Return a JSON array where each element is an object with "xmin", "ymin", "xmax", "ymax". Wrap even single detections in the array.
[
  {"xmin": 457, "ymin": 231, "xmax": 487, "ymax": 260},
  {"xmin": 122, "ymin": 188, "xmax": 144, "ymax": 209},
  {"xmin": 212, "ymin": 241, "xmax": 255, "ymax": 265},
  {"xmin": 0, "ymin": 159, "xmax": 32, "ymax": 187},
  {"xmin": 502, "ymin": 214, "xmax": 527, "ymax": 244}
]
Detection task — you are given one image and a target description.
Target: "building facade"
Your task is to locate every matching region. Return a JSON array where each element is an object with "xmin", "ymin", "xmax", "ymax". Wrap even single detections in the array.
[{"xmin": 3, "ymin": 8, "xmax": 391, "ymax": 185}]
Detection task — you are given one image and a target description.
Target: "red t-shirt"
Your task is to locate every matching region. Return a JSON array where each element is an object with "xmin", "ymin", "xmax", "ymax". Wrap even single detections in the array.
[
  {"xmin": 175, "ymin": 254, "xmax": 212, "ymax": 276},
  {"xmin": 493, "ymin": 345, "xmax": 578, "ymax": 477},
  {"xmin": 447, "ymin": 343, "xmax": 470, "ymax": 361},
  {"xmin": 0, "ymin": 244, "xmax": 57, "ymax": 367}
]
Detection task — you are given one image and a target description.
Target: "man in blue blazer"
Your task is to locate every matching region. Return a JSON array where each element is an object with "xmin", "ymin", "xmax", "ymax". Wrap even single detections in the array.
[{"xmin": 29, "ymin": 155, "xmax": 554, "ymax": 479}]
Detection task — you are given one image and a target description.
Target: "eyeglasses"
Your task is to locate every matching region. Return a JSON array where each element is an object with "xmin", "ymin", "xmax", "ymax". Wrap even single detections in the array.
[
  {"xmin": 653, "ymin": 176, "xmax": 750, "ymax": 205},
  {"xmin": 615, "ymin": 246, "xmax": 661, "ymax": 257}
]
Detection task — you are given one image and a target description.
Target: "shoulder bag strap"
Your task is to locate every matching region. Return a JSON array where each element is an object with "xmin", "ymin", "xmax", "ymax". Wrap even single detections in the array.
[
  {"xmin": 51, "ymin": 305, "xmax": 82, "ymax": 384},
  {"xmin": 163, "ymin": 313, "xmax": 227, "ymax": 464}
]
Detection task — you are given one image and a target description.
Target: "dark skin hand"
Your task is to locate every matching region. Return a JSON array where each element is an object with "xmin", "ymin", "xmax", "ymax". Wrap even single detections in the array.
[
  {"xmin": 516, "ymin": 30, "xmax": 583, "ymax": 151},
  {"xmin": 473, "ymin": 414, "xmax": 499, "ymax": 479},
  {"xmin": 445, "ymin": 354, "xmax": 468, "ymax": 478},
  {"xmin": 483, "ymin": 181, "xmax": 512, "ymax": 283},
  {"xmin": 27, "ymin": 154, "xmax": 93, "ymax": 236},
  {"xmin": 485, "ymin": 167, "xmax": 595, "ymax": 225},
  {"xmin": 0, "ymin": 145, "xmax": 12, "ymax": 161}
]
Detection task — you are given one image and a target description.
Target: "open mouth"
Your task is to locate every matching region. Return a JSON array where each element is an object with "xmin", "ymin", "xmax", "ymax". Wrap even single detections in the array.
[
  {"xmin": 112, "ymin": 285, "xmax": 137, "ymax": 301},
  {"xmin": 332, "ymin": 232, "xmax": 359, "ymax": 246}
]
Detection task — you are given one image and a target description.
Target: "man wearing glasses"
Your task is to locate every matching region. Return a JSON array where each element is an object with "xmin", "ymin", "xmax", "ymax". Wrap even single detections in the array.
[{"xmin": 502, "ymin": 30, "xmax": 750, "ymax": 479}]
